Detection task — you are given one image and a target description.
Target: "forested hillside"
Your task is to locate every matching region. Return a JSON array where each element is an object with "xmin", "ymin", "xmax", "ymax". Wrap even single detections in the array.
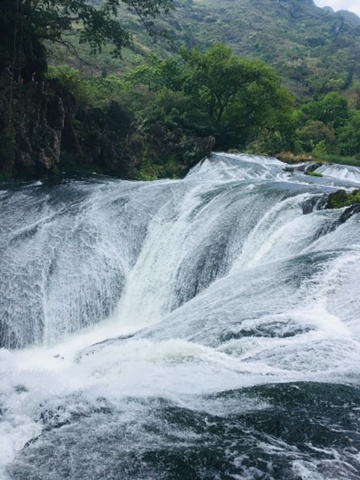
[
  {"xmin": 1, "ymin": 0, "xmax": 360, "ymax": 180},
  {"xmin": 50, "ymin": 0, "xmax": 360, "ymax": 97}
]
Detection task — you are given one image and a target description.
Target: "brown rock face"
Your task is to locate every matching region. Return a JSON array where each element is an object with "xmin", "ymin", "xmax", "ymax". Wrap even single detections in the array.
[{"xmin": 0, "ymin": 74, "xmax": 65, "ymax": 177}]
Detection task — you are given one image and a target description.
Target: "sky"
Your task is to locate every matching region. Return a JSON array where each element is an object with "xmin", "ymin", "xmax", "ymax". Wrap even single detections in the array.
[{"xmin": 314, "ymin": 0, "xmax": 360, "ymax": 16}]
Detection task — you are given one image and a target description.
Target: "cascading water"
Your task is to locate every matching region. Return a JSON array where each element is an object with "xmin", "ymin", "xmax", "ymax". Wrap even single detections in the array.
[{"xmin": 1, "ymin": 153, "xmax": 360, "ymax": 480}]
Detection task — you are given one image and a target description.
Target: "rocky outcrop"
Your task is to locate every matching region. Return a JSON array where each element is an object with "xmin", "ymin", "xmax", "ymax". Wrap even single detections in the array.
[
  {"xmin": 60, "ymin": 106, "xmax": 215, "ymax": 179},
  {"xmin": 338, "ymin": 202, "xmax": 360, "ymax": 223},
  {"xmin": 0, "ymin": 73, "xmax": 71, "ymax": 177},
  {"xmin": 61, "ymin": 100, "xmax": 138, "ymax": 178},
  {"xmin": 301, "ymin": 194, "xmax": 328, "ymax": 214},
  {"xmin": 139, "ymin": 122, "xmax": 215, "ymax": 178},
  {"xmin": 326, "ymin": 189, "xmax": 360, "ymax": 209},
  {"xmin": 0, "ymin": 73, "xmax": 215, "ymax": 180}
]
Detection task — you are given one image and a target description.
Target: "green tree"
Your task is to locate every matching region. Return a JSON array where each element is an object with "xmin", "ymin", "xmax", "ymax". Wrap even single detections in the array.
[
  {"xmin": 298, "ymin": 120, "xmax": 336, "ymax": 153},
  {"xmin": 301, "ymin": 92, "xmax": 350, "ymax": 129},
  {"xmin": 0, "ymin": 0, "xmax": 173, "ymax": 77},
  {"xmin": 337, "ymin": 110, "xmax": 360, "ymax": 157},
  {"xmin": 125, "ymin": 55, "xmax": 184, "ymax": 92},
  {"xmin": 47, "ymin": 65, "xmax": 92, "ymax": 104},
  {"xmin": 179, "ymin": 44, "xmax": 295, "ymax": 150},
  {"xmin": 125, "ymin": 44, "xmax": 296, "ymax": 151}
]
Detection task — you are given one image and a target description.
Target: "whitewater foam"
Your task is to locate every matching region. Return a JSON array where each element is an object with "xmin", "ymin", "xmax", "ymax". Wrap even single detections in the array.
[{"xmin": 1, "ymin": 153, "xmax": 360, "ymax": 479}]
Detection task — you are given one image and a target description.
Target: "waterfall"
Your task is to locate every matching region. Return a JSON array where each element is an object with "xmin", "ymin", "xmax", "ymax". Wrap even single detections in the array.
[{"xmin": 1, "ymin": 154, "xmax": 360, "ymax": 480}]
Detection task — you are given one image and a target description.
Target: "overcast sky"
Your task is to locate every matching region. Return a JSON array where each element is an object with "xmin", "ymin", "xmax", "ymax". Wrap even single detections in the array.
[{"xmin": 314, "ymin": 0, "xmax": 360, "ymax": 16}]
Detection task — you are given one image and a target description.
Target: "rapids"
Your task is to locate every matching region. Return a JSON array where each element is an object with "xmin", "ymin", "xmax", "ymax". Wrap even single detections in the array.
[{"xmin": 1, "ymin": 153, "xmax": 360, "ymax": 479}]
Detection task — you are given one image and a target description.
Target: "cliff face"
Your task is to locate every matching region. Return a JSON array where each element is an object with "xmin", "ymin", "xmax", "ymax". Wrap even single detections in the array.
[
  {"xmin": 0, "ymin": 73, "xmax": 214, "ymax": 180},
  {"xmin": 0, "ymin": 74, "xmax": 68, "ymax": 177}
]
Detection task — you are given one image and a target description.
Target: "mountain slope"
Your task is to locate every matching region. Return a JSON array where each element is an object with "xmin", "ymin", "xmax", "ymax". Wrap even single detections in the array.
[
  {"xmin": 181, "ymin": 0, "xmax": 360, "ymax": 95},
  {"xmin": 49, "ymin": 0, "xmax": 360, "ymax": 96}
]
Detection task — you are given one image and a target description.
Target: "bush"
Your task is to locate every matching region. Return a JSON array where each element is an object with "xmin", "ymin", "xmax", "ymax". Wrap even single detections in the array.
[
  {"xmin": 327, "ymin": 189, "xmax": 360, "ymax": 209},
  {"xmin": 47, "ymin": 66, "xmax": 91, "ymax": 105}
]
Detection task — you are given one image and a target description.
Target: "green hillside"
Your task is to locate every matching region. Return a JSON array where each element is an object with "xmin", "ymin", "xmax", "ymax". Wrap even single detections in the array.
[
  {"xmin": 49, "ymin": 0, "xmax": 360, "ymax": 96},
  {"xmin": 1, "ymin": 0, "xmax": 360, "ymax": 180}
]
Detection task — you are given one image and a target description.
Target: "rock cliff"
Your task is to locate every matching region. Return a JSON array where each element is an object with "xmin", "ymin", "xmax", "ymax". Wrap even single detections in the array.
[
  {"xmin": 0, "ymin": 73, "xmax": 214, "ymax": 180},
  {"xmin": 0, "ymin": 73, "xmax": 68, "ymax": 177}
]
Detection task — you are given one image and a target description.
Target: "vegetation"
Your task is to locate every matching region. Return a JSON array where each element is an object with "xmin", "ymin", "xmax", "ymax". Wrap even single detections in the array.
[
  {"xmin": 0, "ymin": 0, "xmax": 175, "ymax": 178},
  {"xmin": 305, "ymin": 171, "xmax": 323, "ymax": 177},
  {"xmin": 1, "ymin": 0, "xmax": 360, "ymax": 179},
  {"xmin": 44, "ymin": 0, "xmax": 360, "ymax": 171},
  {"xmin": 0, "ymin": 0, "xmax": 174, "ymax": 62},
  {"xmin": 276, "ymin": 152, "xmax": 321, "ymax": 164},
  {"xmin": 125, "ymin": 44, "xmax": 296, "ymax": 151},
  {"xmin": 327, "ymin": 189, "xmax": 360, "ymax": 209},
  {"xmin": 295, "ymin": 91, "xmax": 360, "ymax": 167},
  {"xmin": 46, "ymin": 0, "xmax": 360, "ymax": 99},
  {"xmin": 43, "ymin": 44, "xmax": 297, "ymax": 178}
]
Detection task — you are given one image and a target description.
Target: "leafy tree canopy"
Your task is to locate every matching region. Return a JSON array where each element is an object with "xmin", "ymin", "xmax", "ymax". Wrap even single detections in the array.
[
  {"xmin": 127, "ymin": 44, "xmax": 296, "ymax": 151},
  {"xmin": 301, "ymin": 92, "xmax": 350, "ymax": 129},
  {"xmin": 337, "ymin": 110, "xmax": 360, "ymax": 156},
  {"xmin": 0, "ymin": 0, "xmax": 174, "ymax": 75}
]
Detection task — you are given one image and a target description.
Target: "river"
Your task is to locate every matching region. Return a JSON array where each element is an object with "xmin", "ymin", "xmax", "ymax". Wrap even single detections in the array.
[{"xmin": 1, "ymin": 153, "xmax": 360, "ymax": 479}]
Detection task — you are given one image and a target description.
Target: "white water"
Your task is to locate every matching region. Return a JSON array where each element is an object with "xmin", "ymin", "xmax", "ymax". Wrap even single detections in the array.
[
  {"xmin": 315, "ymin": 163, "xmax": 360, "ymax": 185},
  {"xmin": 1, "ymin": 153, "xmax": 360, "ymax": 479}
]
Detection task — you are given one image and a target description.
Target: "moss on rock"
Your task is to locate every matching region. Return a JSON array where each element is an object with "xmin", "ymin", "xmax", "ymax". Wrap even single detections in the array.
[{"xmin": 326, "ymin": 189, "xmax": 360, "ymax": 209}]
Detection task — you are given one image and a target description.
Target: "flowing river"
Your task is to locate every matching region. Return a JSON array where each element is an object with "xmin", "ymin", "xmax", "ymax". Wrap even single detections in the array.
[{"xmin": 1, "ymin": 153, "xmax": 360, "ymax": 479}]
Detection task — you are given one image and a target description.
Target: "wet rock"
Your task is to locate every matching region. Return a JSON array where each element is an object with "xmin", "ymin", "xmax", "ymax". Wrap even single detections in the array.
[
  {"xmin": 183, "ymin": 135, "xmax": 216, "ymax": 172},
  {"xmin": 302, "ymin": 194, "xmax": 328, "ymax": 214},
  {"xmin": 304, "ymin": 162, "xmax": 323, "ymax": 174},
  {"xmin": 338, "ymin": 202, "xmax": 360, "ymax": 224},
  {"xmin": 0, "ymin": 74, "xmax": 66, "ymax": 177},
  {"xmin": 14, "ymin": 384, "xmax": 29, "ymax": 394}
]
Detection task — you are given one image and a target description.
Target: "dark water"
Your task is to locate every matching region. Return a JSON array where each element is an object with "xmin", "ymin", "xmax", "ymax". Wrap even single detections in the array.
[{"xmin": 1, "ymin": 154, "xmax": 360, "ymax": 479}]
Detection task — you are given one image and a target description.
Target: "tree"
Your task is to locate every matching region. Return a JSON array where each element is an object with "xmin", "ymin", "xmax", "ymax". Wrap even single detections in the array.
[
  {"xmin": 0, "ymin": 0, "xmax": 174, "ymax": 78},
  {"xmin": 126, "ymin": 56, "xmax": 183, "ymax": 92},
  {"xmin": 298, "ymin": 120, "xmax": 336, "ymax": 153},
  {"xmin": 179, "ymin": 44, "xmax": 295, "ymax": 150},
  {"xmin": 301, "ymin": 92, "xmax": 350, "ymax": 129},
  {"xmin": 125, "ymin": 44, "xmax": 296, "ymax": 151},
  {"xmin": 337, "ymin": 110, "xmax": 360, "ymax": 157}
]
